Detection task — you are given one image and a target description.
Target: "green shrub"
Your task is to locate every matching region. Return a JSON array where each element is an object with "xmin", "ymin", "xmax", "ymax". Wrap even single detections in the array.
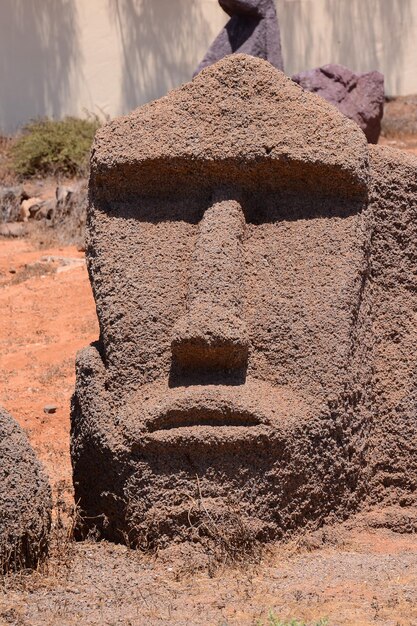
[{"xmin": 11, "ymin": 116, "xmax": 101, "ymax": 178}]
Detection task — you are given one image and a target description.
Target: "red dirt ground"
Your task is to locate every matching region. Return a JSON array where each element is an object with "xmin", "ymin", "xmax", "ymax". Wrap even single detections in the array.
[{"xmin": 0, "ymin": 238, "xmax": 98, "ymax": 491}]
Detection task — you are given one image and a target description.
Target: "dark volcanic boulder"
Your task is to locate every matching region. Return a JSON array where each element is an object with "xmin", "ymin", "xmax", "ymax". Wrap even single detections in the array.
[
  {"xmin": 194, "ymin": 0, "xmax": 283, "ymax": 76},
  {"xmin": 0, "ymin": 406, "xmax": 51, "ymax": 572},
  {"xmin": 292, "ymin": 64, "xmax": 384, "ymax": 144}
]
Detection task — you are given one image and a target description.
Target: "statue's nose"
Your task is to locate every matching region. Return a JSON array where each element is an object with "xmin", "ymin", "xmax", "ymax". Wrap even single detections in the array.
[{"xmin": 171, "ymin": 199, "xmax": 249, "ymax": 371}]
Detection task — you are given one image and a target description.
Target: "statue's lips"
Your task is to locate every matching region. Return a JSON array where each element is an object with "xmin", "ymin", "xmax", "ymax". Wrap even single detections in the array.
[
  {"xmin": 148, "ymin": 406, "xmax": 262, "ymax": 431},
  {"xmin": 127, "ymin": 380, "xmax": 312, "ymax": 451},
  {"xmin": 143, "ymin": 403, "xmax": 271, "ymax": 449}
]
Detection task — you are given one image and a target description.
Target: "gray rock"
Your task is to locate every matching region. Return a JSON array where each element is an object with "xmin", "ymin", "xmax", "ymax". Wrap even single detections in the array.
[
  {"xmin": 20, "ymin": 196, "xmax": 43, "ymax": 221},
  {"xmin": 52, "ymin": 181, "xmax": 87, "ymax": 246},
  {"xmin": 56, "ymin": 185, "xmax": 75, "ymax": 207},
  {"xmin": 292, "ymin": 63, "xmax": 384, "ymax": 144},
  {"xmin": 43, "ymin": 405, "xmax": 57, "ymax": 414},
  {"xmin": 194, "ymin": 0, "xmax": 283, "ymax": 76},
  {"xmin": 0, "ymin": 186, "xmax": 28, "ymax": 223},
  {"xmin": 0, "ymin": 406, "xmax": 51, "ymax": 572},
  {"xmin": 35, "ymin": 199, "xmax": 55, "ymax": 221}
]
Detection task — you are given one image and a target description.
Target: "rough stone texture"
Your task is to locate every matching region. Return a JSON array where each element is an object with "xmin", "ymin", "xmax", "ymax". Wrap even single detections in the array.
[
  {"xmin": 366, "ymin": 146, "xmax": 417, "ymax": 510},
  {"xmin": 71, "ymin": 55, "xmax": 416, "ymax": 549},
  {"xmin": 194, "ymin": 0, "xmax": 283, "ymax": 77},
  {"xmin": 92, "ymin": 57, "xmax": 369, "ymax": 202},
  {"xmin": 0, "ymin": 406, "xmax": 51, "ymax": 572},
  {"xmin": 292, "ymin": 64, "xmax": 384, "ymax": 144}
]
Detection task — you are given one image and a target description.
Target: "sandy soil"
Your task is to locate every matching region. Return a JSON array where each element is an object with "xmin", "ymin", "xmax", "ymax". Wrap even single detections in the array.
[
  {"xmin": 0, "ymin": 524, "xmax": 416, "ymax": 625},
  {"xmin": 0, "ymin": 238, "xmax": 98, "ymax": 491}
]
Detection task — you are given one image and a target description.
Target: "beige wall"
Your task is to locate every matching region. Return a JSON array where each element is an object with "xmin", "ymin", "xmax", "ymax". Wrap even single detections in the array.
[
  {"xmin": 279, "ymin": 0, "xmax": 417, "ymax": 96},
  {"xmin": 1, "ymin": 0, "xmax": 416, "ymax": 133}
]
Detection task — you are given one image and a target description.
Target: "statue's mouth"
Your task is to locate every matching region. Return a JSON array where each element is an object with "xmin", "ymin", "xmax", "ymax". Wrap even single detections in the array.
[
  {"xmin": 148, "ymin": 406, "xmax": 262, "ymax": 431},
  {"xmin": 127, "ymin": 379, "xmax": 312, "ymax": 452},
  {"xmin": 142, "ymin": 403, "xmax": 269, "ymax": 450}
]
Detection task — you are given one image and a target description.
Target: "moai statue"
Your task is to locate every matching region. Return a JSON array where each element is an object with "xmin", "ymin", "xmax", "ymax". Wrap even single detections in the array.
[
  {"xmin": 0, "ymin": 406, "xmax": 51, "ymax": 572},
  {"xmin": 71, "ymin": 55, "xmax": 417, "ymax": 549},
  {"xmin": 292, "ymin": 64, "xmax": 385, "ymax": 144},
  {"xmin": 194, "ymin": 0, "xmax": 283, "ymax": 76}
]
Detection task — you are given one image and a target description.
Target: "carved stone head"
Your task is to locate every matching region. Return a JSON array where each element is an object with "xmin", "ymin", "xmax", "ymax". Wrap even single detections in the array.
[{"xmin": 71, "ymin": 55, "xmax": 417, "ymax": 548}]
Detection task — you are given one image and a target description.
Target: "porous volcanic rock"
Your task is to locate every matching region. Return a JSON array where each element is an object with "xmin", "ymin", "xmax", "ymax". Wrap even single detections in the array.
[
  {"xmin": 92, "ymin": 56, "xmax": 369, "ymax": 201},
  {"xmin": 71, "ymin": 54, "xmax": 416, "ymax": 551},
  {"xmin": 0, "ymin": 406, "xmax": 51, "ymax": 572},
  {"xmin": 366, "ymin": 146, "xmax": 417, "ymax": 512},
  {"xmin": 292, "ymin": 64, "xmax": 384, "ymax": 144},
  {"xmin": 194, "ymin": 0, "xmax": 283, "ymax": 76}
]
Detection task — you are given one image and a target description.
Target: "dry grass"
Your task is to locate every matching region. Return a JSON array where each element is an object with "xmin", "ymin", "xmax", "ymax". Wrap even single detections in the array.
[
  {"xmin": 0, "ymin": 135, "xmax": 16, "ymax": 186},
  {"xmin": 256, "ymin": 616, "xmax": 329, "ymax": 626},
  {"xmin": 190, "ymin": 475, "xmax": 264, "ymax": 568},
  {"xmin": 1, "ymin": 512, "xmax": 416, "ymax": 625},
  {"xmin": 35, "ymin": 359, "xmax": 73, "ymax": 386},
  {"xmin": 123, "ymin": 475, "xmax": 265, "ymax": 578},
  {"xmin": 0, "ymin": 481, "xmax": 77, "ymax": 592},
  {"xmin": 7, "ymin": 261, "xmax": 57, "ymax": 286}
]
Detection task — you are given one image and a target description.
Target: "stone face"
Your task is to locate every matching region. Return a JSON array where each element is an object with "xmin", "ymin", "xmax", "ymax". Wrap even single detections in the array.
[
  {"xmin": 71, "ymin": 54, "xmax": 416, "ymax": 550},
  {"xmin": 194, "ymin": 0, "xmax": 283, "ymax": 76},
  {"xmin": 292, "ymin": 64, "xmax": 384, "ymax": 144},
  {"xmin": 0, "ymin": 406, "xmax": 51, "ymax": 572}
]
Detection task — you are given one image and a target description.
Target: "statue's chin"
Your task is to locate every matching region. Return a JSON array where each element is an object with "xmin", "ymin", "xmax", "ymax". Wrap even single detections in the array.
[{"xmin": 124, "ymin": 476, "xmax": 275, "ymax": 552}]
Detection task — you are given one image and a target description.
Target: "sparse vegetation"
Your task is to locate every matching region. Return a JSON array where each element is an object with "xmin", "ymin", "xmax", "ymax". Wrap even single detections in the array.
[
  {"xmin": 257, "ymin": 614, "xmax": 329, "ymax": 626},
  {"xmin": 0, "ymin": 481, "xmax": 77, "ymax": 590},
  {"xmin": 125, "ymin": 476, "xmax": 263, "ymax": 573},
  {"xmin": 0, "ymin": 134, "xmax": 15, "ymax": 185},
  {"xmin": 11, "ymin": 116, "xmax": 101, "ymax": 178}
]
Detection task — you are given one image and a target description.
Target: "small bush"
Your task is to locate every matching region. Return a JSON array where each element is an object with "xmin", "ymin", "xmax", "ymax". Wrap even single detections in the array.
[{"xmin": 11, "ymin": 116, "xmax": 101, "ymax": 178}]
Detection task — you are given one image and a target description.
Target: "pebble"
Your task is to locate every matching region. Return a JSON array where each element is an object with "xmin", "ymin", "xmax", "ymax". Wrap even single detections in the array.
[{"xmin": 43, "ymin": 405, "xmax": 57, "ymax": 414}]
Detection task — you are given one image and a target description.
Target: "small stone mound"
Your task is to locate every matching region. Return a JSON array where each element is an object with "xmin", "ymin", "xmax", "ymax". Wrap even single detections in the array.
[
  {"xmin": 0, "ymin": 406, "xmax": 51, "ymax": 573},
  {"xmin": 292, "ymin": 63, "xmax": 384, "ymax": 144}
]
